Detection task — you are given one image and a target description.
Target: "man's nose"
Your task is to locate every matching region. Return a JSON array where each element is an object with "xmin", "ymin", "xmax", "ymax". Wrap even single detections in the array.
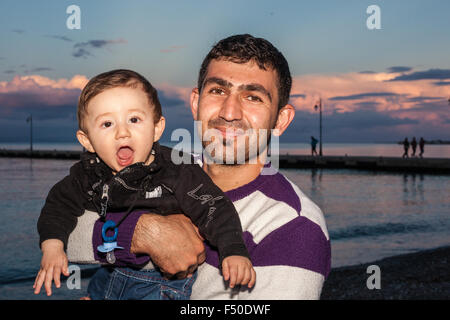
[
  {"xmin": 115, "ymin": 122, "xmax": 131, "ymax": 139},
  {"xmin": 218, "ymin": 94, "xmax": 243, "ymax": 121}
]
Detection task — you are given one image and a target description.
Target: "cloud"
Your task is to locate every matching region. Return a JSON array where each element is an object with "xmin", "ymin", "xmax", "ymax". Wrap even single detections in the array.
[
  {"xmin": 4, "ymin": 66, "xmax": 52, "ymax": 75},
  {"xmin": 387, "ymin": 99, "xmax": 450, "ymax": 127},
  {"xmin": 404, "ymin": 96, "xmax": 443, "ymax": 102},
  {"xmin": 25, "ymin": 67, "xmax": 53, "ymax": 73},
  {"xmin": 388, "ymin": 68, "xmax": 450, "ymax": 81},
  {"xmin": 387, "ymin": 66, "xmax": 413, "ymax": 73},
  {"xmin": 72, "ymin": 38, "xmax": 127, "ymax": 58},
  {"xmin": 0, "ymin": 74, "xmax": 193, "ymax": 122},
  {"xmin": 11, "ymin": 29, "xmax": 25, "ymax": 34},
  {"xmin": 287, "ymin": 68, "xmax": 450, "ymax": 141},
  {"xmin": 72, "ymin": 47, "xmax": 91, "ymax": 59},
  {"xmin": 433, "ymin": 81, "xmax": 450, "ymax": 86},
  {"xmin": 352, "ymin": 101, "xmax": 381, "ymax": 110},
  {"xmin": 290, "ymin": 93, "xmax": 306, "ymax": 99},
  {"xmin": 282, "ymin": 108, "xmax": 421, "ymax": 143},
  {"xmin": 359, "ymin": 71, "xmax": 376, "ymax": 74},
  {"xmin": 156, "ymin": 83, "xmax": 191, "ymax": 107},
  {"xmin": 0, "ymin": 74, "xmax": 195, "ymax": 142},
  {"xmin": 157, "ymin": 90, "xmax": 187, "ymax": 109},
  {"xmin": 329, "ymin": 92, "xmax": 399, "ymax": 101},
  {"xmin": 327, "ymin": 109, "xmax": 418, "ymax": 129},
  {"xmin": 0, "ymin": 74, "xmax": 88, "ymax": 91},
  {"xmin": 289, "ymin": 69, "xmax": 450, "ymax": 114},
  {"xmin": 45, "ymin": 35, "xmax": 73, "ymax": 42},
  {"xmin": 0, "ymin": 75, "xmax": 88, "ymax": 115},
  {"xmin": 1, "ymin": 69, "xmax": 448, "ymax": 143}
]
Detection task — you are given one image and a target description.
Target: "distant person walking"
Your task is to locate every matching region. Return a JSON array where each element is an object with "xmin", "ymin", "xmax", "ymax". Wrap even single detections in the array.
[
  {"xmin": 419, "ymin": 137, "xmax": 425, "ymax": 158},
  {"xmin": 402, "ymin": 137, "xmax": 409, "ymax": 158},
  {"xmin": 411, "ymin": 137, "xmax": 417, "ymax": 157},
  {"xmin": 311, "ymin": 136, "xmax": 319, "ymax": 156}
]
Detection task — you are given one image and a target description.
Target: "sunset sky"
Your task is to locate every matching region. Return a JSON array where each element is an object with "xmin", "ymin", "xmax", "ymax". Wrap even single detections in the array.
[{"xmin": 1, "ymin": 0, "xmax": 449, "ymax": 143}]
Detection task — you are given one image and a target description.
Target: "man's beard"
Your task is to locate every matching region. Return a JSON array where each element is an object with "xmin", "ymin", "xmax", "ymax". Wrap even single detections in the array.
[{"xmin": 201, "ymin": 118, "xmax": 272, "ymax": 165}]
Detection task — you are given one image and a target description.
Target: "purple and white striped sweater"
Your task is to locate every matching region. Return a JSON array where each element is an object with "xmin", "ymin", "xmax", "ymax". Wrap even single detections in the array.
[
  {"xmin": 191, "ymin": 169, "xmax": 331, "ymax": 299},
  {"xmin": 66, "ymin": 166, "xmax": 331, "ymax": 300}
]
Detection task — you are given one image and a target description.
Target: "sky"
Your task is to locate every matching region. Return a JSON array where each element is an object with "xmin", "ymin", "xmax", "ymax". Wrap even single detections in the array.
[{"xmin": 0, "ymin": 0, "xmax": 449, "ymax": 143}]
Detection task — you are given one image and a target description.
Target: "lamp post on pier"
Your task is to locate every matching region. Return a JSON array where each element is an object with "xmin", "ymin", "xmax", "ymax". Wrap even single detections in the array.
[
  {"xmin": 26, "ymin": 114, "xmax": 33, "ymax": 153},
  {"xmin": 314, "ymin": 98, "xmax": 323, "ymax": 156}
]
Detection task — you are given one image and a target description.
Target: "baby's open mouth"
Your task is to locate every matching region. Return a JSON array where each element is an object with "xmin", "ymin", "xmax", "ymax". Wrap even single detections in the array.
[{"xmin": 117, "ymin": 146, "xmax": 134, "ymax": 167}]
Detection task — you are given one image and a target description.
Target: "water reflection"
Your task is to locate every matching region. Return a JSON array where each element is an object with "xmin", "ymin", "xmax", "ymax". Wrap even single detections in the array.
[
  {"xmin": 309, "ymin": 168, "xmax": 325, "ymax": 207},
  {"xmin": 281, "ymin": 167, "xmax": 449, "ymax": 268},
  {"xmin": 310, "ymin": 168, "xmax": 322, "ymax": 192},
  {"xmin": 28, "ymin": 158, "xmax": 34, "ymax": 177},
  {"xmin": 402, "ymin": 173, "xmax": 425, "ymax": 205}
]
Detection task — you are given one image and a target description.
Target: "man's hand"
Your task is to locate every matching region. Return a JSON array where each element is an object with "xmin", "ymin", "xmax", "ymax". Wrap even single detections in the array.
[
  {"xmin": 33, "ymin": 239, "xmax": 69, "ymax": 296},
  {"xmin": 130, "ymin": 214, "xmax": 205, "ymax": 279}
]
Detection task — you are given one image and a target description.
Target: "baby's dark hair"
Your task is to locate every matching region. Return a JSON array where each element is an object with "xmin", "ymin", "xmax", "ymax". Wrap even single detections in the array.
[{"xmin": 77, "ymin": 69, "xmax": 162, "ymax": 131}]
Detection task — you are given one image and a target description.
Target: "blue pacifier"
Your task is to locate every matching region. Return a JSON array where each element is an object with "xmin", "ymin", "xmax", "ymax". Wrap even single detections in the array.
[{"xmin": 97, "ymin": 220, "xmax": 124, "ymax": 264}]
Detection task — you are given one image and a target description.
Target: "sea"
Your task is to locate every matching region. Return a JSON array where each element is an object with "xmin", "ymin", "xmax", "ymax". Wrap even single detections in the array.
[
  {"xmin": 0, "ymin": 142, "xmax": 449, "ymax": 299},
  {"xmin": 2, "ymin": 141, "xmax": 450, "ymax": 158}
]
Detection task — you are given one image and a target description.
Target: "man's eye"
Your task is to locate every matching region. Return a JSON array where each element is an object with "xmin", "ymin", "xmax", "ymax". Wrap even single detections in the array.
[
  {"xmin": 210, "ymin": 88, "xmax": 224, "ymax": 95},
  {"xmin": 247, "ymin": 95, "xmax": 263, "ymax": 102},
  {"xmin": 102, "ymin": 121, "xmax": 112, "ymax": 128}
]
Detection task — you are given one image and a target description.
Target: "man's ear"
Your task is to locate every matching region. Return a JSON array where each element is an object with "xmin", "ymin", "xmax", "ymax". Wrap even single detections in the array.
[
  {"xmin": 190, "ymin": 88, "xmax": 200, "ymax": 121},
  {"xmin": 273, "ymin": 104, "xmax": 295, "ymax": 137},
  {"xmin": 153, "ymin": 116, "xmax": 166, "ymax": 142},
  {"xmin": 76, "ymin": 130, "xmax": 95, "ymax": 152}
]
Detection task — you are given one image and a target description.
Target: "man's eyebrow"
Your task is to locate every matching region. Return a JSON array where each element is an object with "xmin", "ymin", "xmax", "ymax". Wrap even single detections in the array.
[
  {"xmin": 203, "ymin": 77, "xmax": 272, "ymax": 102},
  {"xmin": 203, "ymin": 77, "xmax": 233, "ymax": 89},
  {"xmin": 238, "ymin": 83, "xmax": 272, "ymax": 102}
]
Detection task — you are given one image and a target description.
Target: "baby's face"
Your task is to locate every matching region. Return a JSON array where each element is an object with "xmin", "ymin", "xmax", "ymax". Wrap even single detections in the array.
[{"xmin": 77, "ymin": 86, "xmax": 165, "ymax": 174}]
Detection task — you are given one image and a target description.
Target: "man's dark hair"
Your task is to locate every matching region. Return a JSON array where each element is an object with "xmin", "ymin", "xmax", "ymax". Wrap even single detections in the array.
[{"xmin": 197, "ymin": 34, "xmax": 292, "ymax": 110}]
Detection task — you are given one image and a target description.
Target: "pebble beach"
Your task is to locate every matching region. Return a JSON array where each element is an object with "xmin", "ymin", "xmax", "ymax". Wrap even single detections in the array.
[{"xmin": 321, "ymin": 246, "xmax": 450, "ymax": 300}]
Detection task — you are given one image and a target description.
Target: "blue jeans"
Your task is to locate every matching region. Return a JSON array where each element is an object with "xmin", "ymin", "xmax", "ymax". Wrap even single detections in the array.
[{"xmin": 87, "ymin": 267, "xmax": 197, "ymax": 300}]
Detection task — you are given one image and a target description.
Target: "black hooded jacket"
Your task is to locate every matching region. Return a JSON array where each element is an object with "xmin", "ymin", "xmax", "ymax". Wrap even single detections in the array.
[{"xmin": 37, "ymin": 142, "xmax": 249, "ymax": 262}]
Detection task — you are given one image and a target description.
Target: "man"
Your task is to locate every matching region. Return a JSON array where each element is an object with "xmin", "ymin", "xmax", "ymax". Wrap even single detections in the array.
[
  {"xmin": 402, "ymin": 137, "xmax": 410, "ymax": 158},
  {"xmin": 311, "ymin": 136, "xmax": 319, "ymax": 156},
  {"xmin": 419, "ymin": 137, "xmax": 425, "ymax": 158},
  {"xmin": 66, "ymin": 34, "xmax": 331, "ymax": 299},
  {"xmin": 411, "ymin": 137, "xmax": 417, "ymax": 157}
]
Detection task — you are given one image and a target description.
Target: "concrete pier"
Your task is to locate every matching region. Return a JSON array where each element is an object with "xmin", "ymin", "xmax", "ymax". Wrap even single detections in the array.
[
  {"xmin": 279, "ymin": 154, "xmax": 450, "ymax": 174},
  {"xmin": 0, "ymin": 149, "xmax": 81, "ymax": 160},
  {"xmin": 1, "ymin": 149, "xmax": 450, "ymax": 173}
]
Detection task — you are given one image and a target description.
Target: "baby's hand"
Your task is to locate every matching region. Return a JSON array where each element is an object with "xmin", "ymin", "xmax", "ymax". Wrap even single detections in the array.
[
  {"xmin": 222, "ymin": 256, "xmax": 256, "ymax": 289},
  {"xmin": 33, "ymin": 239, "xmax": 69, "ymax": 296}
]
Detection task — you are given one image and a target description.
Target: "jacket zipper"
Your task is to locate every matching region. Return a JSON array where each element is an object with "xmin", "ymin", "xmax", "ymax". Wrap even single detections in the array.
[
  {"xmin": 114, "ymin": 177, "xmax": 140, "ymax": 191},
  {"xmin": 100, "ymin": 184, "xmax": 109, "ymax": 219}
]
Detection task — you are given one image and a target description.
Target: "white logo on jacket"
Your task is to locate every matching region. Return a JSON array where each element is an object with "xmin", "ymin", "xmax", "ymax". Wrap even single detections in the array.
[{"xmin": 145, "ymin": 186, "xmax": 162, "ymax": 199}]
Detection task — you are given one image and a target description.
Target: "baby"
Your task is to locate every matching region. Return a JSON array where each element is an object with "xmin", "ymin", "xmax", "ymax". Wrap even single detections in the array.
[{"xmin": 34, "ymin": 69, "xmax": 255, "ymax": 299}]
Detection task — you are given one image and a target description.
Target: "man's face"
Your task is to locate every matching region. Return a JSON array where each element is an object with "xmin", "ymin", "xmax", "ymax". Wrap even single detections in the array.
[
  {"xmin": 77, "ymin": 86, "xmax": 165, "ymax": 174},
  {"xmin": 191, "ymin": 59, "xmax": 282, "ymax": 164}
]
